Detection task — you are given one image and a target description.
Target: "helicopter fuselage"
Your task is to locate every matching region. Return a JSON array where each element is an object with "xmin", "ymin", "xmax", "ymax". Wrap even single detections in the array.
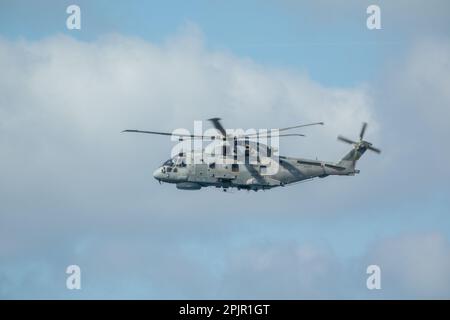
[{"xmin": 153, "ymin": 154, "xmax": 356, "ymax": 191}]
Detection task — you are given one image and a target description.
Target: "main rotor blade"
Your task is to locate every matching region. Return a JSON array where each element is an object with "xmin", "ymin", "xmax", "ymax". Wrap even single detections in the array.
[
  {"xmin": 121, "ymin": 129, "xmax": 206, "ymax": 139},
  {"xmin": 337, "ymin": 135, "xmax": 357, "ymax": 145},
  {"xmin": 260, "ymin": 133, "xmax": 305, "ymax": 138},
  {"xmin": 208, "ymin": 117, "xmax": 227, "ymax": 137},
  {"xmin": 278, "ymin": 121, "xmax": 324, "ymax": 132},
  {"xmin": 360, "ymin": 122, "xmax": 367, "ymax": 140},
  {"xmin": 244, "ymin": 163, "xmax": 266, "ymax": 185},
  {"xmin": 238, "ymin": 133, "xmax": 305, "ymax": 139},
  {"xmin": 368, "ymin": 145, "xmax": 381, "ymax": 153},
  {"xmin": 122, "ymin": 129, "xmax": 305, "ymax": 140},
  {"xmin": 233, "ymin": 121, "xmax": 323, "ymax": 139},
  {"xmin": 209, "ymin": 119, "xmax": 321, "ymax": 138}
]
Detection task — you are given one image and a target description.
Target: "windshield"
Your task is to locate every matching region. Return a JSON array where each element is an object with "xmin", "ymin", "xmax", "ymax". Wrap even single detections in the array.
[{"xmin": 162, "ymin": 155, "xmax": 186, "ymax": 167}]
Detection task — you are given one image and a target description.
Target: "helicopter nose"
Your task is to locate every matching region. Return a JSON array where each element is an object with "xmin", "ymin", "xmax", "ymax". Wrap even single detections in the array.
[{"xmin": 153, "ymin": 168, "xmax": 163, "ymax": 180}]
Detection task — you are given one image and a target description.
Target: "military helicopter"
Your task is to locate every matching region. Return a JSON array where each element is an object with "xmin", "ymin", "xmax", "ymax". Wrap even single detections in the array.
[{"xmin": 122, "ymin": 119, "xmax": 380, "ymax": 191}]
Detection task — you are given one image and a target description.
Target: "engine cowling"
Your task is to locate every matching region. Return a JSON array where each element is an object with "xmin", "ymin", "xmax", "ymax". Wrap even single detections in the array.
[{"xmin": 176, "ymin": 182, "xmax": 202, "ymax": 190}]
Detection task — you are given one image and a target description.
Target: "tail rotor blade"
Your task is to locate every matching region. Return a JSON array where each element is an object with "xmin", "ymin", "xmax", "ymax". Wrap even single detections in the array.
[
  {"xmin": 368, "ymin": 146, "xmax": 381, "ymax": 153},
  {"xmin": 338, "ymin": 135, "xmax": 357, "ymax": 145},
  {"xmin": 360, "ymin": 122, "xmax": 367, "ymax": 140}
]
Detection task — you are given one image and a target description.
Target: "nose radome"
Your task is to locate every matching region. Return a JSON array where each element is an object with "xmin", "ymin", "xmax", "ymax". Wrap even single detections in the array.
[{"xmin": 153, "ymin": 168, "xmax": 162, "ymax": 180}]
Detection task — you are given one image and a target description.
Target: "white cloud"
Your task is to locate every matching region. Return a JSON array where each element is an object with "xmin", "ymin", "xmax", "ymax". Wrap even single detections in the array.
[
  {"xmin": 217, "ymin": 232, "xmax": 450, "ymax": 299},
  {"xmin": 0, "ymin": 25, "xmax": 377, "ymax": 222},
  {"xmin": 395, "ymin": 39, "xmax": 450, "ymax": 136},
  {"xmin": 363, "ymin": 232, "xmax": 450, "ymax": 298},
  {"xmin": 370, "ymin": 37, "xmax": 450, "ymax": 201},
  {"xmin": 219, "ymin": 241, "xmax": 344, "ymax": 299},
  {"xmin": 1, "ymin": 25, "xmax": 449, "ymax": 299},
  {"xmin": 0, "ymin": 26, "xmax": 378, "ymax": 298}
]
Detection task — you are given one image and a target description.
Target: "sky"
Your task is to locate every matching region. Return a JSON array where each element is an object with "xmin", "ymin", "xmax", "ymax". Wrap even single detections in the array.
[{"xmin": 0, "ymin": 0, "xmax": 450, "ymax": 299}]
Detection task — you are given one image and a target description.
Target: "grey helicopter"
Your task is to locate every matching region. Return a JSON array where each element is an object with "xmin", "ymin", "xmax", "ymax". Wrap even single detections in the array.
[{"xmin": 122, "ymin": 119, "xmax": 380, "ymax": 191}]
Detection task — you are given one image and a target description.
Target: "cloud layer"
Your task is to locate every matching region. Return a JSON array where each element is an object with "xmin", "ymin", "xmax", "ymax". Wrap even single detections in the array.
[{"xmin": 1, "ymin": 25, "xmax": 449, "ymax": 299}]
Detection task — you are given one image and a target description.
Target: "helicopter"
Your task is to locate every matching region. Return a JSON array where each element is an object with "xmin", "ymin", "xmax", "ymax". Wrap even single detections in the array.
[{"xmin": 122, "ymin": 119, "xmax": 380, "ymax": 191}]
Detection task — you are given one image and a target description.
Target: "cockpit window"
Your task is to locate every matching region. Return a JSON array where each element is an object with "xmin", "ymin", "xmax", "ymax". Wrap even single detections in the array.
[
  {"xmin": 163, "ymin": 155, "xmax": 188, "ymax": 168},
  {"xmin": 163, "ymin": 159, "xmax": 174, "ymax": 166},
  {"xmin": 174, "ymin": 155, "xmax": 187, "ymax": 167}
]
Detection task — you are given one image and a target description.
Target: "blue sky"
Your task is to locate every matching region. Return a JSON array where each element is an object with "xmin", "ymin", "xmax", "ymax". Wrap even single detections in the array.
[
  {"xmin": 1, "ymin": 0, "xmax": 450, "ymax": 299},
  {"xmin": 1, "ymin": 0, "xmax": 413, "ymax": 85}
]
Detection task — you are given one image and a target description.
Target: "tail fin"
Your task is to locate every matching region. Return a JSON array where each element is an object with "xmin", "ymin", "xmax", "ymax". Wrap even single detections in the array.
[{"xmin": 337, "ymin": 144, "xmax": 369, "ymax": 171}]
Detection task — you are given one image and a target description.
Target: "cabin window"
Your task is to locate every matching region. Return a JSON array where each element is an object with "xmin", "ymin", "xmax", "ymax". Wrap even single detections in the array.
[
  {"xmin": 232, "ymin": 164, "xmax": 239, "ymax": 172},
  {"xmin": 260, "ymin": 165, "xmax": 267, "ymax": 174},
  {"xmin": 209, "ymin": 163, "xmax": 216, "ymax": 169}
]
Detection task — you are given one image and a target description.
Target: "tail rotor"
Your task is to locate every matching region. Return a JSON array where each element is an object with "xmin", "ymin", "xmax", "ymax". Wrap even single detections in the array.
[
  {"xmin": 337, "ymin": 122, "xmax": 381, "ymax": 169},
  {"xmin": 338, "ymin": 122, "xmax": 381, "ymax": 154}
]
